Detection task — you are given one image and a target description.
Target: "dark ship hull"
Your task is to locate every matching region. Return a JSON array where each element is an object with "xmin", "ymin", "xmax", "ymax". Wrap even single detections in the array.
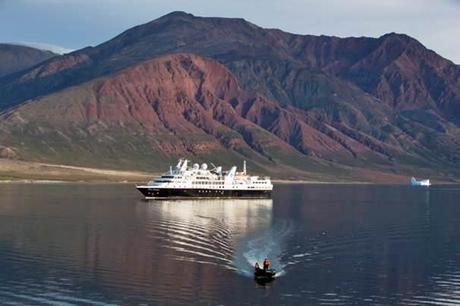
[{"xmin": 136, "ymin": 186, "xmax": 272, "ymax": 199}]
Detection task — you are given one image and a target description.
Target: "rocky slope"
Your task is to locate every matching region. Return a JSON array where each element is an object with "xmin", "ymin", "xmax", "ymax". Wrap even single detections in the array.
[
  {"xmin": 0, "ymin": 12, "xmax": 459, "ymax": 180},
  {"xmin": 0, "ymin": 54, "xmax": 328, "ymax": 176},
  {"xmin": 0, "ymin": 44, "xmax": 56, "ymax": 78}
]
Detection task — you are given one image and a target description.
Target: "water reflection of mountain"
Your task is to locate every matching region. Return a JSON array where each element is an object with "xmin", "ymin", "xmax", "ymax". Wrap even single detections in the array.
[
  {"xmin": 0, "ymin": 187, "xmax": 273, "ymax": 304},
  {"xmin": 272, "ymin": 184, "xmax": 460, "ymax": 305}
]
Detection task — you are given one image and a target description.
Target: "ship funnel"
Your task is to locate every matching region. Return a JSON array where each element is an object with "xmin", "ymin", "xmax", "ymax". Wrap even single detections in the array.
[{"xmin": 243, "ymin": 160, "xmax": 247, "ymax": 175}]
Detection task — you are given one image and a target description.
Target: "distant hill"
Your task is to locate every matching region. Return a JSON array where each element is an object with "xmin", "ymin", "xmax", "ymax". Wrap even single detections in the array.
[
  {"xmin": 0, "ymin": 44, "xmax": 57, "ymax": 78},
  {"xmin": 10, "ymin": 42, "xmax": 73, "ymax": 55},
  {"xmin": 0, "ymin": 12, "xmax": 459, "ymax": 180}
]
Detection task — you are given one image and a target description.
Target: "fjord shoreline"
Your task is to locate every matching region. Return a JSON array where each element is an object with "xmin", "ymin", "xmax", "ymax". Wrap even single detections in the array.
[{"xmin": 1, "ymin": 159, "xmax": 457, "ymax": 184}]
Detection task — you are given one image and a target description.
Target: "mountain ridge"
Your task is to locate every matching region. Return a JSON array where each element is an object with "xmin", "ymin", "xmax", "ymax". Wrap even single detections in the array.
[
  {"xmin": 0, "ymin": 44, "xmax": 57, "ymax": 78},
  {"xmin": 0, "ymin": 12, "xmax": 459, "ymax": 180}
]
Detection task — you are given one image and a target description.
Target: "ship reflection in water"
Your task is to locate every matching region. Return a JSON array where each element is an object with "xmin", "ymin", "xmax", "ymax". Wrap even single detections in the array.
[
  {"xmin": 141, "ymin": 199, "xmax": 274, "ymax": 270},
  {"xmin": 148, "ymin": 198, "xmax": 273, "ymax": 238}
]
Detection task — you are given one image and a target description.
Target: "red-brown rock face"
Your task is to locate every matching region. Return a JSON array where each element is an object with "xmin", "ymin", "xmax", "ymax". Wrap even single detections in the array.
[
  {"xmin": 0, "ymin": 54, "xmax": 310, "ymax": 173},
  {"xmin": 0, "ymin": 12, "xmax": 459, "ymax": 179}
]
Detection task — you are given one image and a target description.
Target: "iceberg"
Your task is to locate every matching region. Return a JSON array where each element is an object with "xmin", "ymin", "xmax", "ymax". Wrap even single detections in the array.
[{"xmin": 410, "ymin": 177, "xmax": 431, "ymax": 187}]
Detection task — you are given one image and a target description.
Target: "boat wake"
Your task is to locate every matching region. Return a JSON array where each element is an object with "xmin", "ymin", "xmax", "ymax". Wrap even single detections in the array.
[{"xmin": 233, "ymin": 221, "xmax": 294, "ymax": 278}]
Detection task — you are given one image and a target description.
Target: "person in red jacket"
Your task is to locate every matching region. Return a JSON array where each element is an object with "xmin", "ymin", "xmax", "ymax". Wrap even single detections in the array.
[{"xmin": 263, "ymin": 258, "xmax": 271, "ymax": 271}]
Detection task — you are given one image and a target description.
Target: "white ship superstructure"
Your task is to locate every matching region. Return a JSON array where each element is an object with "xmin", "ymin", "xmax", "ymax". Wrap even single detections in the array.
[{"xmin": 136, "ymin": 159, "xmax": 272, "ymax": 199}]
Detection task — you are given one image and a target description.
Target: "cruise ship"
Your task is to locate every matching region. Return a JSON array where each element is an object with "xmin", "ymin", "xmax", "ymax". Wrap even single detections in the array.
[{"xmin": 136, "ymin": 159, "xmax": 273, "ymax": 199}]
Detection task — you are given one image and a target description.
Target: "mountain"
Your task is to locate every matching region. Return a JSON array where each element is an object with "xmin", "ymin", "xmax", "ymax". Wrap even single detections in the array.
[
  {"xmin": 0, "ymin": 12, "xmax": 459, "ymax": 180},
  {"xmin": 0, "ymin": 44, "xmax": 57, "ymax": 78},
  {"xmin": 0, "ymin": 54, "xmax": 337, "ymax": 178}
]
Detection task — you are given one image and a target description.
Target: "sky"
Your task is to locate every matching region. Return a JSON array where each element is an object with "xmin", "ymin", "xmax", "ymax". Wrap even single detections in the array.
[{"xmin": 0, "ymin": 0, "xmax": 459, "ymax": 63}]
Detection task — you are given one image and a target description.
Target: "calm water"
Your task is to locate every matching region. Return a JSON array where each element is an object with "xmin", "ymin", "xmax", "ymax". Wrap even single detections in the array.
[{"xmin": 0, "ymin": 184, "xmax": 459, "ymax": 305}]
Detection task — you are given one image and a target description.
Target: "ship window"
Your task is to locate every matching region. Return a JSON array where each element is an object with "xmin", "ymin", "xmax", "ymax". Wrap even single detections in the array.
[{"xmin": 155, "ymin": 179, "xmax": 171, "ymax": 183}]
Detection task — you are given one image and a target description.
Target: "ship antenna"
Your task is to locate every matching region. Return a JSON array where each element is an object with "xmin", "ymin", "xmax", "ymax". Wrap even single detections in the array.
[
  {"xmin": 243, "ymin": 160, "xmax": 247, "ymax": 175},
  {"xmin": 170, "ymin": 165, "xmax": 173, "ymax": 174}
]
